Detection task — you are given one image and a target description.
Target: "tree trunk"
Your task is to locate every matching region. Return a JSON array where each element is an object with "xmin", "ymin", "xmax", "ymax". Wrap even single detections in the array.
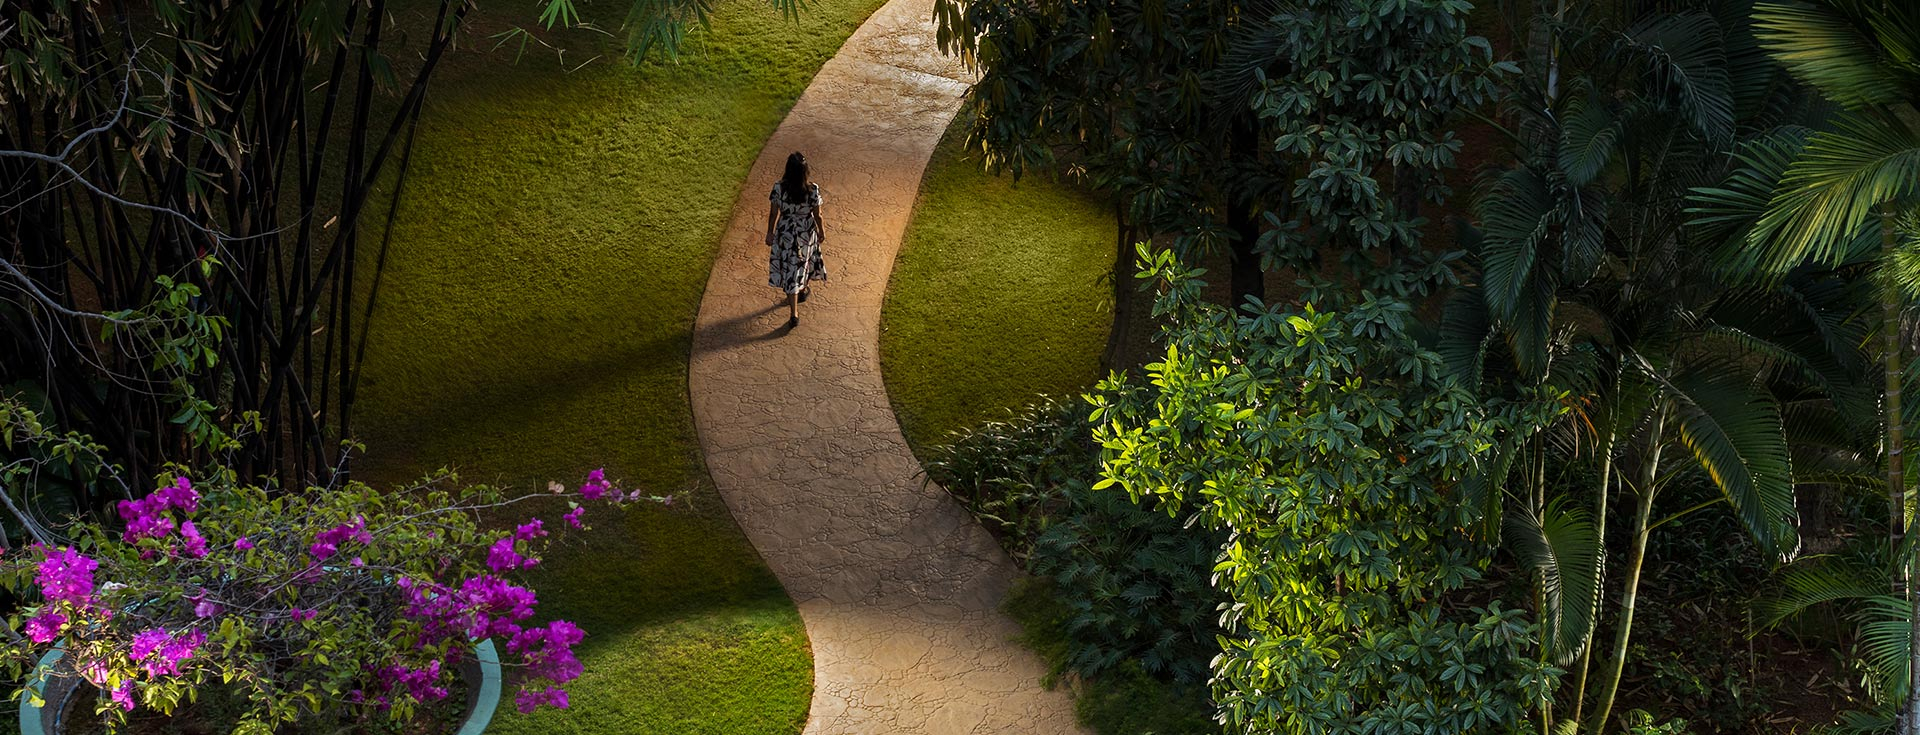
[
  {"xmin": 1570, "ymin": 378, "xmax": 1617, "ymax": 728},
  {"xmin": 1886, "ymin": 209, "xmax": 1920, "ymax": 735},
  {"xmin": 1227, "ymin": 200, "xmax": 1262, "ymax": 307},
  {"xmin": 1588, "ymin": 408, "xmax": 1663, "ymax": 734},
  {"xmin": 1227, "ymin": 118, "xmax": 1264, "ymax": 307},
  {"xmin": 1101, "ymin": 202, "xmax": 1138, "ymax": 371}
]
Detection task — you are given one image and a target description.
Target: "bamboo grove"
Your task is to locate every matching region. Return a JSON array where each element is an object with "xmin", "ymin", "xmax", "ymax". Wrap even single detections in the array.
[{"xmin": 0, "ymin": 0, "xmax": 470, "ymax": 503}]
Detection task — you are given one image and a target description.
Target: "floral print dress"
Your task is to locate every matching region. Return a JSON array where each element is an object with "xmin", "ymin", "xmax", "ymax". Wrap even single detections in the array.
[{"xmin": 768, "ymin": 182, "xmax": 827, "ymax": 294}]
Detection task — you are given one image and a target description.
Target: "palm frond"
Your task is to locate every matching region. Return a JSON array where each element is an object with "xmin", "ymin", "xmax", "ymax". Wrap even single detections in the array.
[
  {"xmin": 1757, "ymin": 554, "xmax": 1886, "ymax": 626},
  {"xmin": 1476, "ymin": 168, "xmax": 1560, "ymax": 377},
  {"xmin": 1688, "ymin": 126, "xmax": 1811, "ymax": 267},
  {"xmin": 1506, "ymin": 496, "xmax": 1604, "ymax": 666},
  {"xmin": 1880, "ymin": 211, "xmax": 1920, "ymax": 302},
  {"xmin": 1558, "ymin": 93, "xmax": 1619, "ymax": 188},
  {"xmin": 1437, "ymin": 287, "xmax": 1494, "ymax": 391},
  {"xmin": 1823, "ymin": 708, "xmax": 1896, "ymax": 735},
  {"xmin": 1717, "ymin": 0, "xmax": 1796, "ymax": 124},
  {"xmin": 1618, "ymin": 9, "xmax": 1736, "ymax": 143},
  {"xmin": 1750, "ymin": 114, "xmax": 1920, "ymax": 271},
  {"xmin": 1856, "ymin": 595, "xmax": 1913, "ymax": 705},
  {"xmin": 1703, "ymin": 271, "xmax": 1873, "ymax": 413},
  {"xmin": 1462, "ymin": 433, "xmax": 1520, "ymax": 541},
  {"xmin": 1753, "ymin": 0, "xmax": 1914, "ymax": 111},
  {"xmin": 1651, "ymin": 359, "xmax": 1799, "ymax": 556}
]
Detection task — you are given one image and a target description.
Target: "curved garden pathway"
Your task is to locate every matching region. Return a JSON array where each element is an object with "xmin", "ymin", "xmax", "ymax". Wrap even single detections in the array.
[{"xmin": 686, "ymin": 0, "xmax": 1085, "ymax": 732}]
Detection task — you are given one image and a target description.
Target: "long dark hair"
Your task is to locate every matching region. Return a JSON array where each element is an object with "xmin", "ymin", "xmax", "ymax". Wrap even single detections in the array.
[{"xmin": 781, "ymin": 152, "xmax": 810, "ymax": 204}]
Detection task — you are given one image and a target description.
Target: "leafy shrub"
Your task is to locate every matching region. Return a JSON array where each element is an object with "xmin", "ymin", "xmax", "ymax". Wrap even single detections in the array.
[
  {"xmin": 1004, "ymin": 578, "xmax": 1215, "ymax": 735},
  {"xmin": 926, "ymin": 396, "xmax": 1223, "ymax": 684},
  {"xmin": 1621, "ymin": 710, "xmax": 1693, "ymax": 735}
]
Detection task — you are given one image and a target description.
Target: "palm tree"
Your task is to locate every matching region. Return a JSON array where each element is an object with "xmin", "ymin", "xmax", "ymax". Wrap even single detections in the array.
[
  {"xmin": 1446, "ymin": 3, "xmax": 1858, "ymax": 731},
  {"xmin": 1690, "ymin": 2, "xmax": 1920, "ymax": 730}
]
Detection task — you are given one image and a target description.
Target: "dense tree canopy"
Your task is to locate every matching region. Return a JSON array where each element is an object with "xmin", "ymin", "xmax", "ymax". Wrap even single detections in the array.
[{"xmin": 934, "ymin": 0, "xmax": 1504, "ymax": 308}]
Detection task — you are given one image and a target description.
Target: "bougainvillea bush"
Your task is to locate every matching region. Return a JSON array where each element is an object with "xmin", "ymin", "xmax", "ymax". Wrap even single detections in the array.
[{"xmin": 0, "ymin": 402, "xmax": 660, "ymax": 733}]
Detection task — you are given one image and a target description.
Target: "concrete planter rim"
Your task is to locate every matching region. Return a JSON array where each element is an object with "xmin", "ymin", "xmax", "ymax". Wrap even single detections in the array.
[{"xmin": 18, "ymin": 639, "xmax": 501, "ymax": 735}]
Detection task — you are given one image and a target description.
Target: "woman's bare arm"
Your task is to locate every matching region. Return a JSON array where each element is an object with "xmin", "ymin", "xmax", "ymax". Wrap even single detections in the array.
[
  {"xmin": 814, "ymin": 203, "xmax": 826, "ymax": 243},
  {"xmin": 766, "ymin": 203, "xmax": 779, "ymax": 246}
]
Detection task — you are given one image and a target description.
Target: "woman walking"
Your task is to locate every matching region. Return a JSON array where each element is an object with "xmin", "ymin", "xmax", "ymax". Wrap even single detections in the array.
[{"xmin": 766, "ymin": 152, "xmax": 827, "ymax": 329}]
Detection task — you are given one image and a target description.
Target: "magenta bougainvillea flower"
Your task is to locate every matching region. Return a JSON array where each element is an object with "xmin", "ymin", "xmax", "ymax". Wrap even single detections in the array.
[
  {"xmin": 579, "ymin": 468, "xmax": 609, "ymax": 500},
  {"xmin": 36, "ymin": 546, "xmax": 98, "ymax": 605},
  {"xmin": 24, "ymin": 609, "xmax": 66, "ymax": 644},
  {"xmin": 109, "ymin": 681, "xmax": 135, "ymax": 711},
  {"xmin": 130, "ymin": 629, "xmax": 170, "ymax": 661},
  {"xmin": 179, "ymin": 521, "xmax": 209, "ymax": 559},
  {"xmin": 309, "ymin": 516, "xmax": 372, "ymax": 560},
  {"xmin": 118, "ymin": 476, "xmax": 200, "ymax": 544}
]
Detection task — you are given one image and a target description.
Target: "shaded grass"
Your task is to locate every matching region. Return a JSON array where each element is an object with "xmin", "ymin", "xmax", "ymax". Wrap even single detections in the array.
[
  {"xmin": 353, "ymin": 0, "xmax": 887, "ymax": 731},
  {"xmin": 879, "ymin": 117, "xmax": 1115, "ymax": 456}
]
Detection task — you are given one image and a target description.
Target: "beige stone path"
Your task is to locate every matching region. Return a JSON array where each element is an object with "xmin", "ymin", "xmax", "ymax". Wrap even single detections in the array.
[{"xmin": 686, "ymin": 0, "xmax": 1085, "ymax": 732}]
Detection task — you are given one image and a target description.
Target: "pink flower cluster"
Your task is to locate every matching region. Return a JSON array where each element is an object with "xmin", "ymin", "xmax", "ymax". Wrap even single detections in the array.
[
  {"xmin": 118, "ymin": 477, "xmax": 200, "ymax": 547},
  {"xmin": 25, "ymin": 546, "xmax": 101, "ymax": 643},
  {"xmin": 509, "ymin": 620, "xmax": 585, "ymax": 683},
  {"xmin": 485, "ymin": 520, "xmax": 548, "ymax": 573},
  {"xmin": 24, "ymin": 610, "xmax": 65, "ymax": 644},
  {"xmin": 506, "ymin": 621, "xmax": 585, "ymax": 713},
  {"xmin": 388, "ymin": 468, "xmax": 631, "ymax": 714},
  {"xmin": 363, "ymin": 659, "xmax": 449, "ymax": 706},
  {"xmin": 78, "ymin": 659, "xmax": 136, "ymax": 711},
  {"xmin": 397, "ymin": 575, "xmax": 528, "ymax": 645},
  {"xmin": 37, "ymin": 546, "xmax": 98, "ymax": 605},
  {"xmin": 12, "ymin": 468, "xmax": 638, "ymax": 719},
  {"xmin": 129, "ymin": 628, "xmax": 205, "ymax": 677},
  {"xmin": 310, "ymin": 517, "xmax": 372, "ymax": 560},
  {"xmin": 580, "ymin": 469, "xmax": 611, "ymax": 500},
  {"xmin": 393, "ymin": 573, "xmax": 586, "ymax": 712},
  {"xmin": 578, "ymin": 468, "xmax": 646, "ymax": 503}
]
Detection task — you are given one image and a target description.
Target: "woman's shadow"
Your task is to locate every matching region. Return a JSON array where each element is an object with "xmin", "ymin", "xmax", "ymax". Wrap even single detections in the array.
[{"xmin": 693, "ymin": 299, "xmax": 793, "ymax": 347}]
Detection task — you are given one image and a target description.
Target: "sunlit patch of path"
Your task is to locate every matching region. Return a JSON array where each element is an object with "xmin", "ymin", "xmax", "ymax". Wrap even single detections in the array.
[{"xmin": 686, "ymin": 0, "xmax": 1087, "ymax": 731}]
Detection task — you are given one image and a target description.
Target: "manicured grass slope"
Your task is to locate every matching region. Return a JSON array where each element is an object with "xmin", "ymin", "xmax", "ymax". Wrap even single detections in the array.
[
  {"xmin": 353, "ymin": 1, "xmax": 884, "ymax": 731},
  {"xmin": 880, "ymin": 121, "xmax": 1116, "ymax": 454}
]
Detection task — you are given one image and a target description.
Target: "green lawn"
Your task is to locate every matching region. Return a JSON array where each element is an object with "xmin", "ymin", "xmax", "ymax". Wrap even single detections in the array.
[
  {"xmin": 880, "ymin": 117, "xmax": 1116, "ymax": 455},
  {"xmin": 352, "ymin": 0, "xmax": 887, "ymax": 731}
]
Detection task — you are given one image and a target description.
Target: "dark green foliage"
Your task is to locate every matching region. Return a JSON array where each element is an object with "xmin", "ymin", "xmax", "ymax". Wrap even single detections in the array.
[
  {"xmin": 1441, "ymin": 2, "xmax": 1886, "ymax": 730},
  {"xmin": 1072, "ymin": 664, "xmax": 1217, "ymax": 735},
  {"xmin": 1246, "ymin": 0, "xmax": 1510, "ymax": 297},
  {"xmin": 1003, "ymin": 579, "xmax": 1219, "ymax": 735},
  {"xmin": 927, "ymin": 397, "xmax": 1224, "ymax": 685},
  {"xmin": 1027, "ymin": 479, "xmax": 1222, "ymax": 683}
]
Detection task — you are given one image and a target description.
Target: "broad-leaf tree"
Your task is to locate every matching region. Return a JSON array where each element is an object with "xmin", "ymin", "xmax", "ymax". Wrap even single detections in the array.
[{"xmin": 1093, "ymin": 248, "xmax": 1559, "ymax": 733}]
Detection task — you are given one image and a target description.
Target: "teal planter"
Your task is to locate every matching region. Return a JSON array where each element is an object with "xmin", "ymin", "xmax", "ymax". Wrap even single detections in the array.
[{"xmin": 19, "ymin": 639, "xmax": 502, "ymax": 735}]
